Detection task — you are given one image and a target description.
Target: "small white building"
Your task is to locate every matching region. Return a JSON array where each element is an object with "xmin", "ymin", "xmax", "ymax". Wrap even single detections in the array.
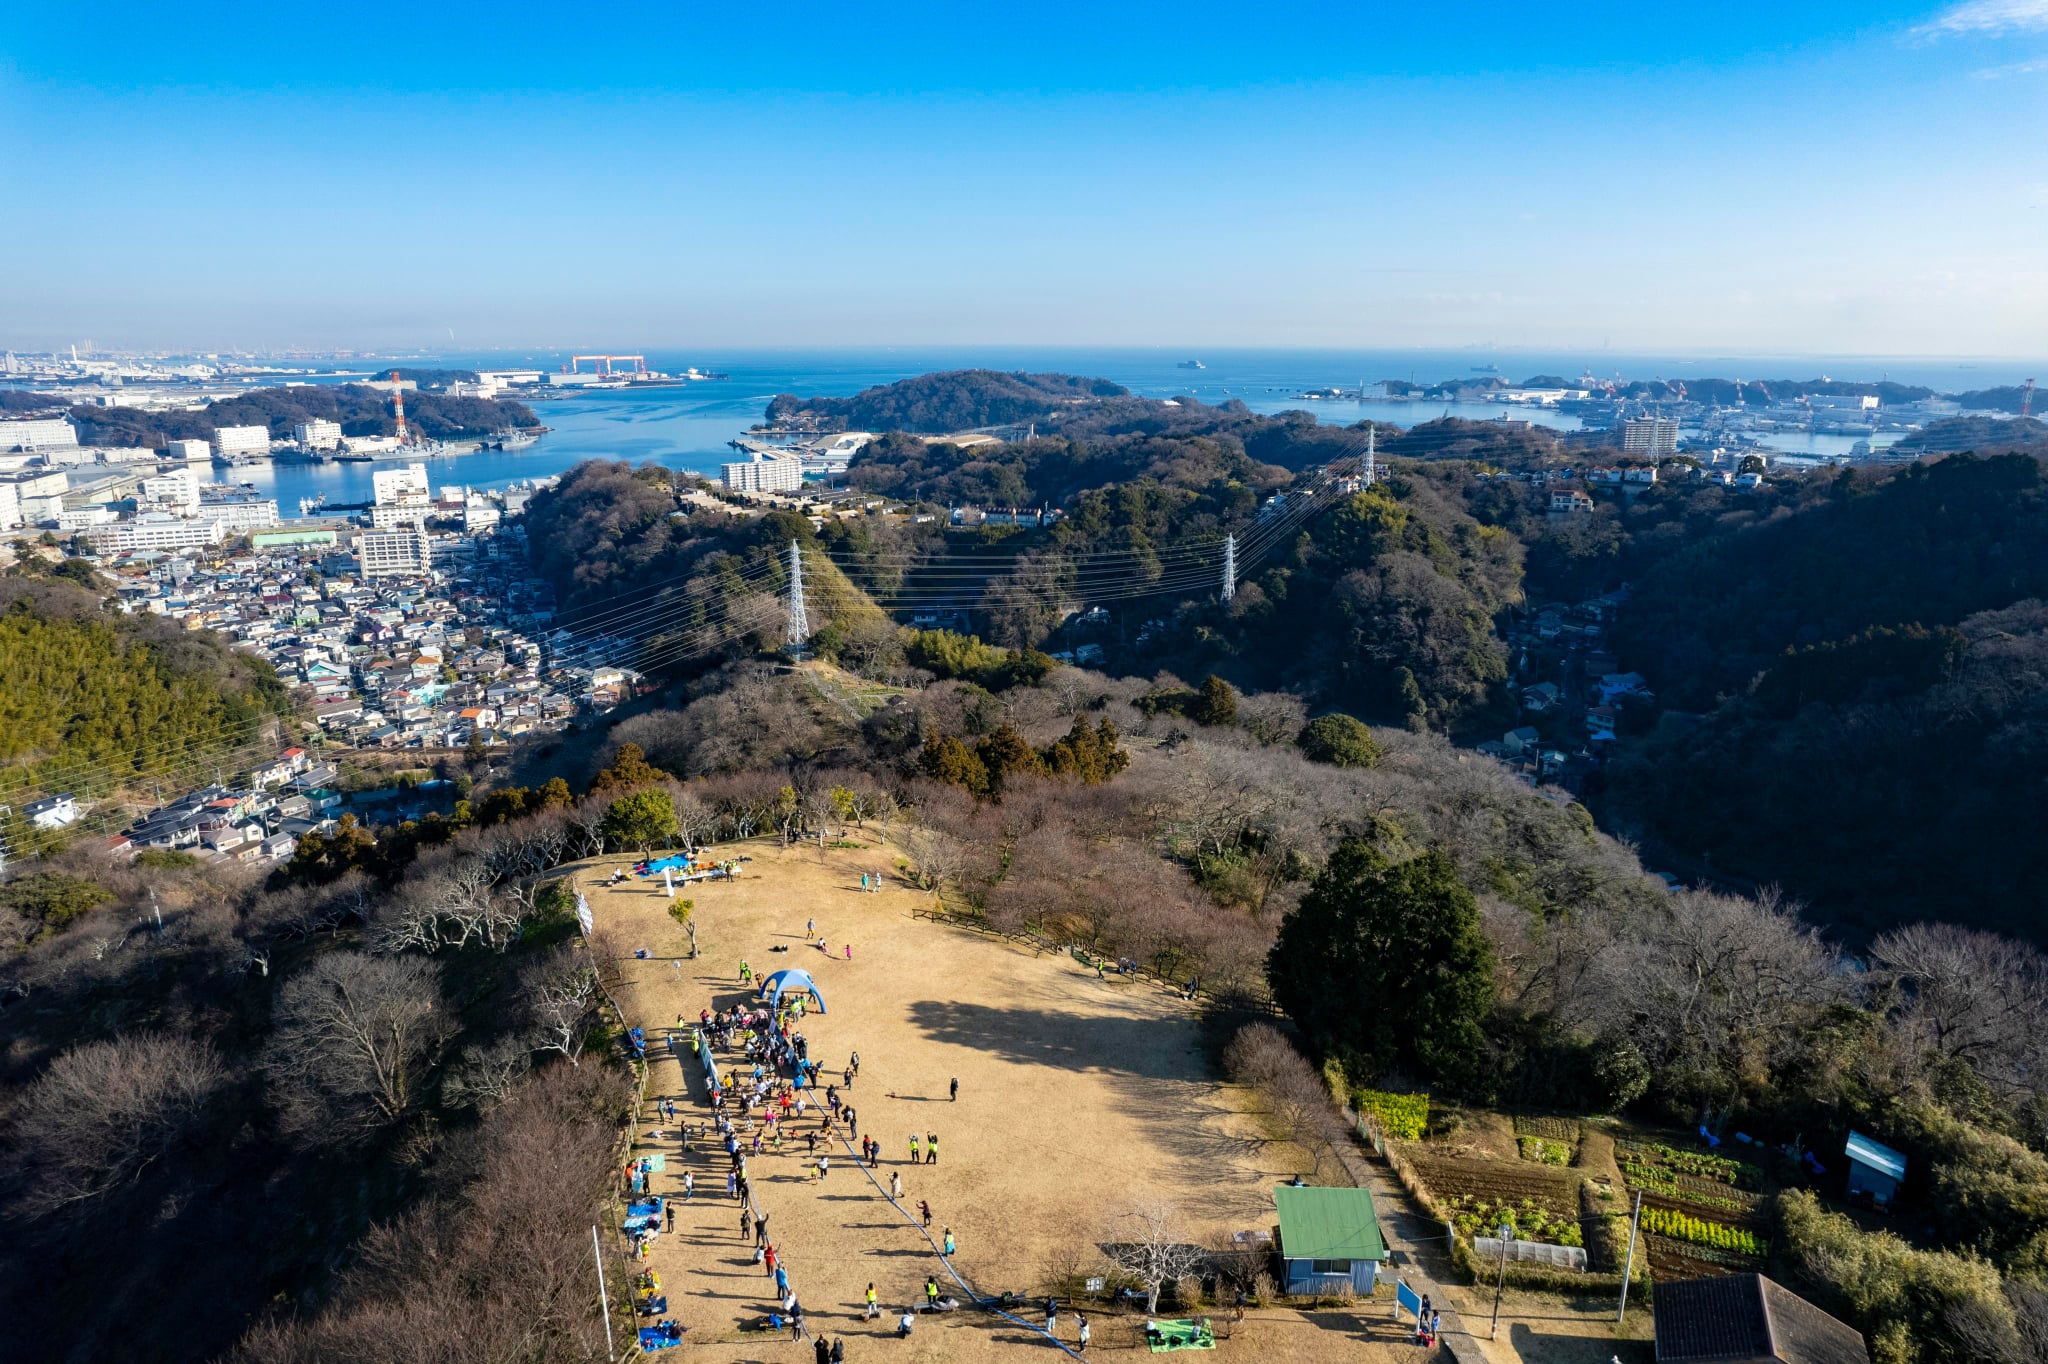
[
  {"xmin": 293, "ymin": 418, "xmax": 343, "ymax": 449},
  {"xmin": 165, "ymin": 438, "xmax": 213, "ymax": 463},
  {"xmin": 372, "ymin": 463, "xmax": 429, "ymax": 506},
  {"xmin": 23, "ymin": 793, "xmax": 79, "ymax": 829}
]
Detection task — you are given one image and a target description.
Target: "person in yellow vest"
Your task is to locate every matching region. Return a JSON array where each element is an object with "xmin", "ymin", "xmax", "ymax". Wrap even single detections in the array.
[{"xmin": 865, "ymin": 1283, "xmax": 879, "ymax": 1319}]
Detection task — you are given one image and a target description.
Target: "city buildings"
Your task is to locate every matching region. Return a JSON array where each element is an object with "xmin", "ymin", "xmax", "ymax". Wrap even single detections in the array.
[
  {"xmin": 165, "ymin": 438, "xmax": 212, "ymax": 463},
  {"xmin": 1619, "ymin": 416, "xmax": 1680, "ymax": 456}
]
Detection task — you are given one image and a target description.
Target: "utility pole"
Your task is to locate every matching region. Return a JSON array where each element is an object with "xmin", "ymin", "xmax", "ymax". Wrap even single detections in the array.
[
  {"xmin": 591, "ymin": 1223, "xmax": 616, "ymax": 1360},
  {"xmin": 1490, "ymin": 1221, "xmax": 1511, "ymax": 1339},
  {"xmin": 1618, "ymin": 1188, "xmax": 1645, "ymax": 1322},
  {"xmin": 784, "ymin": 540, "xmax": 810, "ymax": 648},
  {"xmin": 1220, "ymin": 533, "xmax": 1236, "ymax": 604}
]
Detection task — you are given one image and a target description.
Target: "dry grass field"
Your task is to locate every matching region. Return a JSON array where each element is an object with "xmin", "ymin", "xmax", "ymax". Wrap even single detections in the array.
[{"xmin": 588, "ymin": 835, "xmax": 1647, "ymax": 1362}]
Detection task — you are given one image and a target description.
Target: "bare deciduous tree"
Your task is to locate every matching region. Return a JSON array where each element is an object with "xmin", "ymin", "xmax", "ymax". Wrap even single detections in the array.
[
  {"xmin": 1873, "ymin": 922, "xmax": 2048, "ymax": 1108},
  {"xmin": 8, "ymin": 1033, "xmax": 225, "ymax": 1216},
  {"xmin": 264, "ymin": 952, "xmax": 452, "ymax": 1145},
  {"xmin": 442, "ymin": 1035, "xmax": 534, "ymax": 1111},
  {"xmin": 523, "ymin": 946, "xmax": 599, "ymax": 1066},
  {"xmin": 1104, "ymin": 1199, "xmax": 1210, "ymax": 1313}
]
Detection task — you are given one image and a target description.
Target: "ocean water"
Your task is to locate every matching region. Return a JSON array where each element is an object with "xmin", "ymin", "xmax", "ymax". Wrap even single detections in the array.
[{"xmin": 241, "ymin": 347, "xmax": 2043, "ymax": 516}]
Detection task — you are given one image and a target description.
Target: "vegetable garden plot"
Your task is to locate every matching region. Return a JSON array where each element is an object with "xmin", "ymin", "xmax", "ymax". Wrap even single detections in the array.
[{"xmin": 1407, "ymin": 1154, "xmax": 1586, "ymax": 1247}]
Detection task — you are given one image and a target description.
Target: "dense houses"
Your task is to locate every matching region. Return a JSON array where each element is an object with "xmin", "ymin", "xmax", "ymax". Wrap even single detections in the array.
[{"xmin": 68, "ymin": 515, "xmax": 637, "ymax": 866}]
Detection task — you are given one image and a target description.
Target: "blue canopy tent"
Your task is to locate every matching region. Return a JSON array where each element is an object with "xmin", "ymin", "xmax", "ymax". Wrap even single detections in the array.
[{"xmin": 758, "ymin": 967, "xmax": 826, "ymax": 1013}]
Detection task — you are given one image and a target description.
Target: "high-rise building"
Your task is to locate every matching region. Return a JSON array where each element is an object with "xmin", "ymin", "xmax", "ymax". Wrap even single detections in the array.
[
  {"xmin": 0, "ymin": 417, "xmax": 79, "ymax": 452},
  {"xmin": 357, "ymin": 525, "xmax": 432, "ymax": 579},
  {"xmin": 720, "ymin": 454, "xmax": 804, "ymax": 494},
  {"xmin": 213, "ymin": 425, "xmax": 272, "ymax": 457},
  {"xmin": 1619, "ymin": 417, "xmax": 1679, "ymax": 457},
  {"xmin": 293, "ymin": 418, "xmax": 343, "ymax": 449}
]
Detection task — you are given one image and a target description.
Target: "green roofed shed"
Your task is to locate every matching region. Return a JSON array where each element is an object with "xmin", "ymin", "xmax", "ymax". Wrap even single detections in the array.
[{"xmin": 1274, "ymin": 1185, "xmax": 1386, "ymax": 1296}]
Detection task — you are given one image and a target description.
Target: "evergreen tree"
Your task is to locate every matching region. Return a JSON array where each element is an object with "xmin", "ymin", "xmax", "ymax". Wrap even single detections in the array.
[
  {"xmin": 1297, "ymin": 712, "xmax": 1381, "ymax": 769},
  {"xmin": 1267, "ymin": 843, "xmax": 1494, "ymax": 1087},
  {"xmin": 1192, "ymin": 675, "xmax": 1239, "ymax": 727},
  {"xmin": 587, "ymin": 742, "xmax": 669, "ymax": 798},
  {"xmin": 601, "ymin": 788, "xmax": 678, "ymax": 853}
]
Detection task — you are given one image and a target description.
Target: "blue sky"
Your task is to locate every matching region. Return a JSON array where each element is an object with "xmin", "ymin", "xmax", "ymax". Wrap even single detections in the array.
[{"xmin": 1, "ymin": 1, "xmax": 2044, "ymax": 355}]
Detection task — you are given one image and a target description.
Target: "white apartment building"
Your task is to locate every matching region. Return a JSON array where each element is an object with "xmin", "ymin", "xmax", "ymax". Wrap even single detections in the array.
[
  {"xmin": 165, "ymin": 438, "xmax": 212, "ymax": 463},
  {"xmin": 1619, "ymin": 417, "xmax": 1680, "ymax": 457},
  {"xmin": 212, "ymin": 425, "xmax": 272, "ymax": 457},
  {"xmin": 198, "ymin": 495, "xmax": 280, "ymax": 532},
  {"xmin": 293, "ymin": 418, "xmax": 344, "ymax": 449},
  {"xmin": 57, "ymin": 505, "xmax": 115, "ymax": 531},
  {"xmin": 370, "ymin": 501, "xmax": 429, "ymax": 530},
  {"xmin": 141, "ymin": 469, "xmax": 202, "ymax": 513},
  {"xmin": 720, "ymin": 454, "xmax": 804, "ymax": 494},
  {"xmin": 85, "ymin": 513, "xmax": 229, "ymax": 553},
  {"xmin": 372, "ymin": 462, "xmax": 430, "ymax": 506},
  {"xmin": 357, "ymin": 525, "xmax": 433, "ymax": 578},
  {"xmin": 0, "ymin": 481, "xmax": 19, "ymax": 531},
  {"xmin": 0, "ymin": 418, "xmax": 79, "ymax": 452}
]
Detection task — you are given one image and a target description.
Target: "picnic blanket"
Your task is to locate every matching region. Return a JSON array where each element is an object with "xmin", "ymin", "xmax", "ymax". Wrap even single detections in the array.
[
  {"xmin": 1145, "ymin": 1319, "xmax": 1216, "ymax": 1352},
  {"xmin": 637, "ymin": 1322, "xmax": 685, "ymax": 1351},
  {"xmin": 623, "ymin": 1197, "xmax": 664, "ymax": 1231},
  {"xmin": 638, "ymin": 855, "xmax": 692, "ymax": 876}
]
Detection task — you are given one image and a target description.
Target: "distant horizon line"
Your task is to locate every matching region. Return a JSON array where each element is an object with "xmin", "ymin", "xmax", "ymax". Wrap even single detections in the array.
[{"xmin": 5, "ymin": 341, "xmax": 2044, "ymax": 365}]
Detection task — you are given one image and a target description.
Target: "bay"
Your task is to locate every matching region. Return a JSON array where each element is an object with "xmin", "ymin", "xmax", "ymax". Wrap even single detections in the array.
[{"xmin": 245, "ymin": 347, "xmax": 2038, "ymax": 516}]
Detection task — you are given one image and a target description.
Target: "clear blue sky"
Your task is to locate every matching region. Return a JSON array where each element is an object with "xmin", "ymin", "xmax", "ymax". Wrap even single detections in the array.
[{"xmin": 2, "ymin": 1, "xmax": 2043, "ymax": 355}]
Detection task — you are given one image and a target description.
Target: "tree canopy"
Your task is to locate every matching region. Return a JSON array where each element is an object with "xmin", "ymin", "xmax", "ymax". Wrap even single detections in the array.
[{"xmin": 1267, "ymin": 843, "xmax": 1494, "ymax": 1087}]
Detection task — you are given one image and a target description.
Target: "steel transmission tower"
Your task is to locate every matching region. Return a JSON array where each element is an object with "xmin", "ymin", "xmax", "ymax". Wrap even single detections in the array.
[
  {"xmin": 1363, "ymin": 424, "xmax": 1378, "ymax": 487},
  {"xmin": 1220, "ymin": 533, "xmax": 1236, "ymax": 603},
  {"xmin": 784, "ymin": 540, "xmax": 811, "ymax": 647}
]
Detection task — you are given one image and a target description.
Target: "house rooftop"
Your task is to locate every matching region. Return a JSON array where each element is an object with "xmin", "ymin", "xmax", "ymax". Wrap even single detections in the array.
[
  {"xmin": 1273, "ymin": 1184, "xmax": 1386, "ymax": 1262},
  {"xmin": 1843, "ymin": 1131, "xmax": 1906, "ymax": 1181},
  {"xmin": 1654, "ymin": 1273, "xmax": 1869, "ymax": 1364}
]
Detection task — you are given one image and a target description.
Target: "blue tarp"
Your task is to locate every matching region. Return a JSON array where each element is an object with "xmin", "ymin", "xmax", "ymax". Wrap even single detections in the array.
[
  {"xmin": 637, "ymin": 855, "xmax": 691, "ymax": 876},
  {"xmin": 638, "ymin": 1323, "xmax": 684, "ymax": 1351}
]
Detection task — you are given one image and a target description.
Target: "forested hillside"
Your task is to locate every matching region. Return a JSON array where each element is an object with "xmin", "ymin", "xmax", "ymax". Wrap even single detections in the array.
[
  {"xmin": 67, "ymin": 383, "xmax": 539, "ymax": 447},
  {"xmin": 763, "ymin": 369, "xmax": 1128, "ymax": 433},
  {"xmin": 0, "ymin": 577, "xmax": 292, "ymax": 834},
  {"xmin": 1615, "ymin": 453, "xmax": 2048, "ymax": 707}
]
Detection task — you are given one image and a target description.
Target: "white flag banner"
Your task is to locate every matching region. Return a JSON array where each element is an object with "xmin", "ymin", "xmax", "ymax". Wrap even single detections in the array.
[
  {"xmin": 575, "ymin": 890, "xmax": 594, "ymax": 937},
  {"xmin": 663, "ymin": 868, "xmax": 675, "ymax": 898}
]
